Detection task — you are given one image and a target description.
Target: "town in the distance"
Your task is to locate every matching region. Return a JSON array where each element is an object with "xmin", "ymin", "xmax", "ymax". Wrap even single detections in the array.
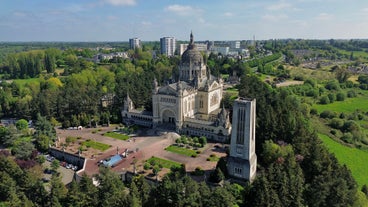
[{"xmin": 1, "ymin": 31, "xmax": 368, "ymax": 206}]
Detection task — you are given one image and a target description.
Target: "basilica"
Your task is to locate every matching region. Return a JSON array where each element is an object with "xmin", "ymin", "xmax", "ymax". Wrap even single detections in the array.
[{"xmin": 122, "ymin": 32, "xmax": 232, "ymax": 142}]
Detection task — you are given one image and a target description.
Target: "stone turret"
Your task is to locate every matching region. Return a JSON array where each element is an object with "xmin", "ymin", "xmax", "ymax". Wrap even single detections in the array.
[
  {"xmin": 218, "ymin": 104, "xmax": 229, "ymax": 127},
  {"xmin": 153, "ymin": 77, "xmax": 158, "ymax": 94},
  {"xmin": 123, "ymin": 93, "xmax": 134, "ymax": 112}
]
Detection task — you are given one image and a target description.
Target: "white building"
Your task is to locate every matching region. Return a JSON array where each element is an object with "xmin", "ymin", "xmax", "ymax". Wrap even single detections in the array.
[
  {"xmin": 160, "ymin": 37, "xmax": 176, "ymax": 56},
  {"xmin": 179, "ymin": 43, "xmax": 208, "ymax": 55},
  {"xmin": 122, "ymin": 32, "xmax": 231, "ymax": 142},
  {"xmin": 227, "ymin": 98, "xmax": 257, "ymax": 182},
  {"xmin": 231, "ymin": 41, "xmax": 241, "ymax": 49},
  {"xmin": 211, "ymin": 46, "xmax": 229, "ymax": 55},
  {"xmin": 129, "ymin": 38, "xmax": 141, "ymax": 50}
]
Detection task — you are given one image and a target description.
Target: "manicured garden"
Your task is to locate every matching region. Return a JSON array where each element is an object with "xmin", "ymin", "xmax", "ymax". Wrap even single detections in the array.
[
  {"xmin": 319, "ymin": 133, "xmax": 368, "ymax": 188},
  {"xmin": 81, "ymin": 140, "xmax": 110, "ymax": 151},
  {"xmin": 165, "ymin": 145, "xmax": 199, "ymax": 157},
  {"xmin": 104, "ymin": 131, "xmax": 129, "ymax": 141},
  {"xmin": 145, "ymin": 156, "xmax": 182, "ymax": 169}
]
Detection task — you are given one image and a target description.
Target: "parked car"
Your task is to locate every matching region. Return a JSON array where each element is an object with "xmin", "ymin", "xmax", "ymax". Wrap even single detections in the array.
[
  {"xmin": 66, "ymin": 163, "xmax": 72, "ymax": 169},
  {"xmin": 60, "ymin": 161, "xmax": 67, "ymax": 167},
  {"xmin": 72, "ymin": 165, "xmax": 78, "ymax": 171},
  {"xmin": 46, "ymin": 155, "xmax": 55, "ymax": 162}
]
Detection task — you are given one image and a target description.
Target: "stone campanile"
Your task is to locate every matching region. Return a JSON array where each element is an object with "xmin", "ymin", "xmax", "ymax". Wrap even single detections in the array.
[{"xmin": 227, "ymin": 97, "xmax": 257, "ymax": 182}]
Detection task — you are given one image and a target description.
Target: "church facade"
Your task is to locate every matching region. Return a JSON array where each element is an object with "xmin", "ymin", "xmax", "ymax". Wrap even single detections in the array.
[{"xmin": 122, "ymin": 32, "xmax": 231, "ymax": 142}]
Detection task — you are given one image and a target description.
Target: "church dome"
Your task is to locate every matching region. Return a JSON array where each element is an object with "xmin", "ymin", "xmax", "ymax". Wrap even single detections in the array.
[{"xmin": 181, "ymin": 32, "xmax": 203, "ymax": 64}]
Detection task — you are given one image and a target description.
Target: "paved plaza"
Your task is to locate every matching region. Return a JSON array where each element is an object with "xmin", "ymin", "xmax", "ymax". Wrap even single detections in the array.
[{"xmin": 55, "ymin": 126, "xmax": 227, "ymax": 179}]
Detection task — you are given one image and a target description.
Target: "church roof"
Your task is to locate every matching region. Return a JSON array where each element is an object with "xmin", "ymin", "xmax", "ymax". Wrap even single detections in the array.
[
  {"xmin": 157, "ymin": 81, "xmax": 196, "ymax": 95},
  {"xmin": 181, "ymin": 32, "xmax": 203, "ymax": 64}
]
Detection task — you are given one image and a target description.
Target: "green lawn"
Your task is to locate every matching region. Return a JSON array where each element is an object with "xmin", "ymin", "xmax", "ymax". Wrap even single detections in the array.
[
  {"xmin": 13, "ymin": 78, "xmax": 40, "ymax": 87},
  {"xmin": 319, "ymin": 133, "xmax": 368, "ymax": 188},
  {"xmin": 147, "ymin": 157, "xmax": 182, "ymax": 169},
  {"xmin": 207, "ymin": 155, "xmax": 220, "ymax": 162},
  {"xmin": 313, "ymin": 95, "xmax": 368, "ymax": 113},
  {"xmin": 104, "ymin": 131, "xmax": 129, "ymax": 141},
  {"xmin": 82, "ymin": 140, "xmax": 110, "ymax": 151},
  {"xmin": 165, "ymin": 145, "xmax": 198, "ymax": 157}
]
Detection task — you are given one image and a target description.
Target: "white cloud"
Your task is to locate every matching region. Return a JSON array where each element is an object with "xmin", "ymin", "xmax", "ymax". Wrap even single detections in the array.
[
  {"xmin": 223, "ymin": 12, "xmax": 234, "ymax": 17},
  {"xmin": 141, "ymin": 21, "xmax": 152, "ymax": 26},
  {"xmin": 266, "ymin": 1, "xmax": 291, "ymax": 11},
  {"xmin": 165, "ymin": 4, "xmax": 202, "ymax": 16},
  {"xmin": 102, "ymin": 0, "xmax": 136, "ymax": 6},
  {"xmin": 262, "ymin": 14, "xmax": 288, "ymax": 21},
  {"xmin": 315, "ymin": 13, "xmax": 333, "ymax": 20}
]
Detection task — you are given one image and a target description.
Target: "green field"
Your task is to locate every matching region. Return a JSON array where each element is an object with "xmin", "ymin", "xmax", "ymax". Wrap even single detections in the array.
[
  {"xmin": 319, "ymin": 133, "xmax": 368, "ymax": 188},
  {"xmin": 13, "ymin": 78, "xmax": 41, "ymax": 87},
  {"xmin": 104, "ymin": 131, "xmax": 129, "ymax": 141},
  {"xmin": 82, "ymin": 140, "xmax": 110, "ymax": 151},
  {"xmin": 313, "ymin": 95, "xmax": 368, "ymax": 113},
  {"xmin": 147, "ymin": 157, "xmax": 182, "ymax": 169},
  {"xmin": 165, "ymin": 145, "xmax": 198, "ymax": 157}
]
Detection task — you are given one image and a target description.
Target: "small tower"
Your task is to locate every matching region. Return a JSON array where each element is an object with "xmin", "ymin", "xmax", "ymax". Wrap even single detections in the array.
[
  {"xmin": 218, "ymin": 104, "xmax": 229, "ymax": 128},
  {"xmin": 123, "ymin": 93, "xmax": 134, "ymax": 112},
  {"xmin": 153, "ymin": 77, "xmax": 159, "ymax": 94},
  {"xmin": 227, "ymin": 97, "xmax": 257, "ymax": 182}
]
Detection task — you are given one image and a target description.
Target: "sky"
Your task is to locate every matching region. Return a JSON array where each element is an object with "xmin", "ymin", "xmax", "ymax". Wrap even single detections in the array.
[{"xmin": 1, "ymin": 0, "xmax": 368, "ymax": 41}]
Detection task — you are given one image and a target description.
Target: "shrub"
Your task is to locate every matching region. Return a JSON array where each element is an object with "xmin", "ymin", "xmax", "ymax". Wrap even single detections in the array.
[
  {"xmin": 325, "ymin": 80, "xmax": 340, "ymax": 90},
  {"xmin": 330, "ymin": 129, "xmax": 337, "ymax": 135},
  {"xmin": 347, "ymin": 90, "xmax": 357, "ymax": 98},
  {"xmin": 341, "ymin": 133, "xmax": 353, "ymax": 144},
  {"xmin": 319, "ymin": 96, "xmax": 330, "ymax": 104},
  {"xmin": 310, "ymin": 108, "xmax": 318, "ymax": 115},
  {"xmin": 320, "ymin": 110, "xmax": 336, "ymax": 119},
  {"xmin": 144, "ymin": 163, "xmax": 150, "ymax": 170},
  {"xmin": 327, "ymin": 93, "xmax": 336, "ymax": 103},
  {"xmin": 191, "ymin": 154, "xmax": 197, "ymax": 158},
  {"xmin": 329, "ymin": 118, "xmax": 344, "ymax": 129},
  {"xmin": 191, "ymin": 167, "xmax": 204, "ymax": 176},
  {"xmin": 336, "ymin": 92, "xmax": 346, "ymax": 101}
]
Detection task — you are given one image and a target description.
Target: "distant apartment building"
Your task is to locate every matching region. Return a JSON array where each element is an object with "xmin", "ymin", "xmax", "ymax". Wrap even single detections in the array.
[
  {"xmin": 179, "ymin": 43, "xmax": 208, "ymax": 55},
  {"xmin": 230, "ymin": 41, "xmax": 241, "ymax": 49},
  {"xmin": 129, "ymin": 38, "xmax": 141, "ymax": 50},
  {"xmin": 160, "ymin": 37, "xmax": 176, "ymax": 56},
  {"xmin": 211, "ymin": 46, "xmax": 230, "ymax": 55}
]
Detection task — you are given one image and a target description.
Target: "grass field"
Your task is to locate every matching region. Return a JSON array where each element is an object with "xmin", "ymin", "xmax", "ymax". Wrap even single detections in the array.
[
  {"xmin": 147, "ymin": 156, "xmax": 182, "ymax": 169},
  {"xmin": 104, "ymin": 131, "xmax": 129, "ymax": 141},
  {"xmin": 82, "ymin": 140, "xmax": 110, "ymax": 151},
  {"xmin": 313, "ymin": 95, "xmax": 368, "ymax": 113},
  {"xmin": 207, "ymin": 155, "xmax": 220, "ymax": 162},
  {"xmin": 13, "ymin": 78, "xmax": 40, "ymax": 87},
  {"xmin": 319, "ymin": 133, "xmax": 368, "ymax": 188},
  {"xmin": 165, "ymin": 145, "xmax": 198, "ymax": 157}
]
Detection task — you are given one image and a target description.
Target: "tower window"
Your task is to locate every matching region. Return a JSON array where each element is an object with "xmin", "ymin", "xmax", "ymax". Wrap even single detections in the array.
[{"xmin": 234, "ymin": 167, "xmax": 242, "ymax": 176}]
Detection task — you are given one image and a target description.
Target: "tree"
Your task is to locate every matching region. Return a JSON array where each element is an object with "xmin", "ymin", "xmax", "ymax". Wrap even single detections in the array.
[
  {"xmin": 51, "ymin": 159, "xmax": 60, "ymax": 172},
  {"xmin": 209, "ymin": 168, "xmax": 224, "ymax": 183},
  {"xmin": 15, "ymin": 119, "xmax": 28, "ymax": 131},
  {"xmin": 49, "ymin": 173, "xmax": 67, "ymax": 207},
  {"xmin": 12, "ymin": 141, "xmax": 35, "ymax": 160}
]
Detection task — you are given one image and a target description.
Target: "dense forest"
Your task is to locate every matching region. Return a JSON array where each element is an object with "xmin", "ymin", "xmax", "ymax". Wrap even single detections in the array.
[{"xmin": 1, "ymin": 39, "xmax": 368, "ymax": 206}]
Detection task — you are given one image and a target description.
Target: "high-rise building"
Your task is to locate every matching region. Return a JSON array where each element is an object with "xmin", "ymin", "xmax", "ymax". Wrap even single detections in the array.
[
  {"xmin": 129, "ymin": 38, "xmax": 141, "ymax": 50},
  {"xmin": 160, "ymin": 37, "xmax": 176, "ymax": 56},
  {"xmin": 227, "ymin": 97, "xmax": 257, "ymax": 182}
]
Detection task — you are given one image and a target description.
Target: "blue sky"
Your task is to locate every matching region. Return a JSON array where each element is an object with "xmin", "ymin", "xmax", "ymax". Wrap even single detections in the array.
[{"xmin": 1, "ymin": 0, "xmax": 368, "ymax": 41}]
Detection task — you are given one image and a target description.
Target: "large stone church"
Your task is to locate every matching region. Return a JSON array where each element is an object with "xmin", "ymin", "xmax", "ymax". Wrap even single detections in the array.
[
  {"xmin": 122, "ymin": 32, "xmax": 257, "ymax": 181},
  {"xmin": 122, "ymin": 32, "xmax": 231, "ymax": 142}
]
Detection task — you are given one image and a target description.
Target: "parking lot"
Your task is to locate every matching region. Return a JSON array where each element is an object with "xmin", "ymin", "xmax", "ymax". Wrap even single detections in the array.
[{"xmin": 43, "ymin": 156, "xmax": 76, "ymax": 185}]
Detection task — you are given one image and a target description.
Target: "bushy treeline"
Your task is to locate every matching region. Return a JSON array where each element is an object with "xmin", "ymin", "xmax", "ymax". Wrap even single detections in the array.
[{"xmin": 237, "ymin": 75, "xmax": 359, "ymax": 206}]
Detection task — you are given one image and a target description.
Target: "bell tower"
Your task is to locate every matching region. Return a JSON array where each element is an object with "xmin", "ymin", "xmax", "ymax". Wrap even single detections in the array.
[{"xmin": 227, "ymin": 97, "xmax": 257, "ymax": 182}]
